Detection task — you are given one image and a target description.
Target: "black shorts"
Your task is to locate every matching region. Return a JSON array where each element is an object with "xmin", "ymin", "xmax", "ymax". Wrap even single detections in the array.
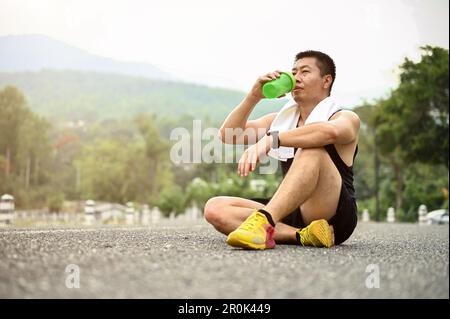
[{"xmin": 251, "ymin": 183, "xmax": 358, "ymax": 245}]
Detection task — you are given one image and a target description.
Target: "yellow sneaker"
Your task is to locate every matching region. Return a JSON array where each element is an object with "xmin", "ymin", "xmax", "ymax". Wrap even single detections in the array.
[
  {"xmin": 297, "ymin": 219, "xmax": 334, "ymax": 248},
  {"xmin": 226, "ymin": 210, "xmax": 276, "ymax": 250}
]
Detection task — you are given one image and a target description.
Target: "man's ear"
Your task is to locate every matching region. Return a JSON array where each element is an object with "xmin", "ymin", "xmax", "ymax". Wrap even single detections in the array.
[{"xmin": 323, "ymin": 75, "xmax": 333, "ymax": 90}]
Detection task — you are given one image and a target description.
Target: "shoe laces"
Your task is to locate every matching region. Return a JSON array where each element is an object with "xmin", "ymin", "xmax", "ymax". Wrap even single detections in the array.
[
  {"xmin": 299, "ymin": 221, "xmax": 326, "ymax": 247},
  {"xmin": 300, "ymin": 224, "xmax": 321, "ymax": 246},
  {"xmin": 241, "ymin": 212, "xmax": 265, "ymax": 232}
]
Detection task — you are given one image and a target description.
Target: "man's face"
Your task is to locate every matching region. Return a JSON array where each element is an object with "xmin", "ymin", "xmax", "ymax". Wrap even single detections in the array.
[{"xmin": 291, "ymin": 57, "xmax": 329, "ymax": 102}]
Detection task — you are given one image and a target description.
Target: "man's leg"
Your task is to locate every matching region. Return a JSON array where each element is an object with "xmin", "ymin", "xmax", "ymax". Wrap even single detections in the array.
[
  {"xmin": 204, "ymin": 196, "xmax": 298, "ymax": 244},
  {"xmin": 265, "ymin": 147, "xmax": 342, "ymax": 225},
  {"xmin": 226, "ymin": 147, "xmax": 341, "ymax": 249}
]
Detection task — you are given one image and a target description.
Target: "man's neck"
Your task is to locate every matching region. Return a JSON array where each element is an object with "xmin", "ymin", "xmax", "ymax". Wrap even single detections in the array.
[{"xmin": 296, "ymin": 95, "xmax": 329, "ymax": 121}]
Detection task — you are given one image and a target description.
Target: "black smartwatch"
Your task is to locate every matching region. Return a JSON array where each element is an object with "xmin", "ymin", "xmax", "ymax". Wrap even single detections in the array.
[{"xmin": 267, "ymin": 131, "xmax": 280, "ymax": 149}]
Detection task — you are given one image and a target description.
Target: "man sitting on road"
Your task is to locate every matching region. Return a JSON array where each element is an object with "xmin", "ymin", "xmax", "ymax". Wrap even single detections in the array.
[{"xmin": 204, "ymin": 50, "xmax": 360, "ymax": 249}]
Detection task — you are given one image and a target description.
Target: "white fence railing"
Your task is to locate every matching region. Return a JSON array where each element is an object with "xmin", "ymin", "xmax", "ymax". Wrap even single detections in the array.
[{"xmin": 0, "ymin": 204, "xmax": 203, "ymax": 227}]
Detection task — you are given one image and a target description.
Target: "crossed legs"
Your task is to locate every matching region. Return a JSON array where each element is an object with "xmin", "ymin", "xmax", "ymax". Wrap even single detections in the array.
[
  {"xmin": 204, "ymin": 147, "xmax": 342, "ymax": 244},
  {"xmin": 204, "ymin": 196, "xmax": 300, "ymax": 244}
]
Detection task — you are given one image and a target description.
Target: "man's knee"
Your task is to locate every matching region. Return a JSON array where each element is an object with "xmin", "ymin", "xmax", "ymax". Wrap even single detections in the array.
[
  {"xmin": 295, "ymin": 147, "xmax": 326, "ymax": 160},
  {"xmin": 290, "ymin": 148, "xmax": 327, "ymax": 171},
  {"xmin": 204, "ymin": 196, "xmax": 227, "ymax": 226}
]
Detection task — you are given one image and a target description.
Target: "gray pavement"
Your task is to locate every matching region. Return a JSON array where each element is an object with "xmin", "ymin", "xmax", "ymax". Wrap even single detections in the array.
[{"xmin": 0, "ymin": 221, "xmax": 448, "ymax": 298}]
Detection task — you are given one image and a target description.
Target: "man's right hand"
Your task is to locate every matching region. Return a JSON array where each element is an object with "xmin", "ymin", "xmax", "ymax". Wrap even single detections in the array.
[{"xmin": 249, "ymin": 70, "xmax": 286, "ymax": 100}]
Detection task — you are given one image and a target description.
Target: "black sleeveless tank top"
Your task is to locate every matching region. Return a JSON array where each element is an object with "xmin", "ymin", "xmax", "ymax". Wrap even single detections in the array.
[{"xmin": 280, "ymin": 110, "xmax": 358, "ymax": 200}]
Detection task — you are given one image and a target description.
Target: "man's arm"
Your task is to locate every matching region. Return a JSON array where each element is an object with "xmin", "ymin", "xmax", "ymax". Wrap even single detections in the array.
[
  {"xmin": 219, "ymin": 106, "xmax": 276, "ymax": 145},
  {"xmin": 277, "ymin": 110, "xmax": 360, "ymax": 148},
  {"xmin": 219, "ymin": 70, "xmax": 283, "ymax": 145}
]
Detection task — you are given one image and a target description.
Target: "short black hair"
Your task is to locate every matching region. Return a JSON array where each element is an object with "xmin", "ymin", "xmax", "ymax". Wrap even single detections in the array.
[{"xmin": 295, "ymin": 50, "xmax": 336, "ymax": 94}]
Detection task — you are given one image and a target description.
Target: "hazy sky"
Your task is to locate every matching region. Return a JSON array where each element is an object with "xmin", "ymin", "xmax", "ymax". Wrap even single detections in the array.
[{"xmin": 0, "ymin": 0, "xmax": 448, "ymax": 107}]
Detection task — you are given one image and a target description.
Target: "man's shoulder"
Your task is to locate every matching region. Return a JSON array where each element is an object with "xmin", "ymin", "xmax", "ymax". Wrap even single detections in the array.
[{"xmin": 331, "ymin": 109, "xmax": 360, "ymax": 122}]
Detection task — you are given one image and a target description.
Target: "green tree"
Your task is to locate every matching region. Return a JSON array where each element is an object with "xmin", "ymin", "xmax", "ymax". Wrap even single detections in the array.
[
  {"xmin": 77, "ymin": 139, "xmax": 141, "ymax": 203},
  {"xmin": 0, "ymin": 86, "xmax": 54, "ymax": 208},
  {"xmin": 16, "ymin": 112, "xmax": 52, "ymax": 188},
  {"xmin": 353, "ymin": 46, "xmax": 449, "ymax": 221},
  {"xmin": 76, "ymin": 114, "xmax": 174, "ymax": 205},
  {"xmin": 47, "ymin": 192, "xmax": 65, "ymax": 213},
  {"xmin": 0, "ymin": 86, "xmax": 28, "ymax": 183},
  {"xmin": 375, "ymin": 46, "xmax": 449, "ymax": 167},
  {"xmin": 135, "ymin": 113, "xmax": 173, "ymax": 203},
  {"xmin": 157, "ymin": 185, "xmax": 186, "ymax": 216},
  {"xmin": 373, "ymin": 46, "xmax": 449, "ymax": 217}
]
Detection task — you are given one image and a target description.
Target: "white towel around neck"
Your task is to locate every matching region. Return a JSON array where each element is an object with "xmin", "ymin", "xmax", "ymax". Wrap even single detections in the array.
[{"xmin": 267, "ymin": 96, "xmax": 341, "ymax": 161}]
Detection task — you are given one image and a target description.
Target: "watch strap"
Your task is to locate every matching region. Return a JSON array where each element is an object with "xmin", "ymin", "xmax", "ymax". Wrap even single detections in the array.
[{"xmin": 267, "ymin": 131, "xmax": 280, "ymax": 149}]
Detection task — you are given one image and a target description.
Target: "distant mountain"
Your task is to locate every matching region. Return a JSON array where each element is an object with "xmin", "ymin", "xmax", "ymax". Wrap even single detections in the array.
[
  {"xmin": 0, "ymin": 70, "xmax": 284, "ymax": 123},
  {"xmin": 0, "ymin": 34, "xmax": 172, "ymax": 80}
]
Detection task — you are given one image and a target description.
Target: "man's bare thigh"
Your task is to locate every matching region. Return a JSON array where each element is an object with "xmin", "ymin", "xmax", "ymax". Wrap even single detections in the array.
[
  {"xmin": 299, "ymin": 149, "xmax": 342, "ymax": 225},
  {"xmin": 216, "ymin": 196, "xmax": 266, "ymax": 210}
]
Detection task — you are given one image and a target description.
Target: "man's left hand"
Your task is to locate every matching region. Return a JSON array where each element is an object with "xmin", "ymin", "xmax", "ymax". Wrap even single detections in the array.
[{"xmin": 237, "ymin": 134, "xmax": 273, "ymax": 176}]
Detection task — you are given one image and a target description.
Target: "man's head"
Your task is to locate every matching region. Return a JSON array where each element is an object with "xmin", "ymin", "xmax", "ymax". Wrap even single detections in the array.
[{"xmin": 291, "ymin": 50, "xmax": 336, "ymax": 102}]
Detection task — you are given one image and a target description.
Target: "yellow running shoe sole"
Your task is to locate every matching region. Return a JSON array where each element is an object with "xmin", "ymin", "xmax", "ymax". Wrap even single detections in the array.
[{"xmin": 226, "ymin": 233, "xmax": 270, "ymax": 250}]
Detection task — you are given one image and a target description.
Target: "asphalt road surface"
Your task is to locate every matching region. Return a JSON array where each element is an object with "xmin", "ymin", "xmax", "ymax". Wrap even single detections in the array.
[{"xmin": 0, "ymin": 221, "xmax": 448, "ymax": 298}]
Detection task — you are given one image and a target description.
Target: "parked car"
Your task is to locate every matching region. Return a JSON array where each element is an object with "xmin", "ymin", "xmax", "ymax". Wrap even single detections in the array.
[{"xmin": 426, "ymin": 209, "xmax": 449, "ymax": 225}]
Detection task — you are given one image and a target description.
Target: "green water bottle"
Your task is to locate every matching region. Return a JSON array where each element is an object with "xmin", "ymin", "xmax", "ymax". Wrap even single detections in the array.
[{"xmin": 262, "ymin": 72, "xmax": 296, "ymax": 99}]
